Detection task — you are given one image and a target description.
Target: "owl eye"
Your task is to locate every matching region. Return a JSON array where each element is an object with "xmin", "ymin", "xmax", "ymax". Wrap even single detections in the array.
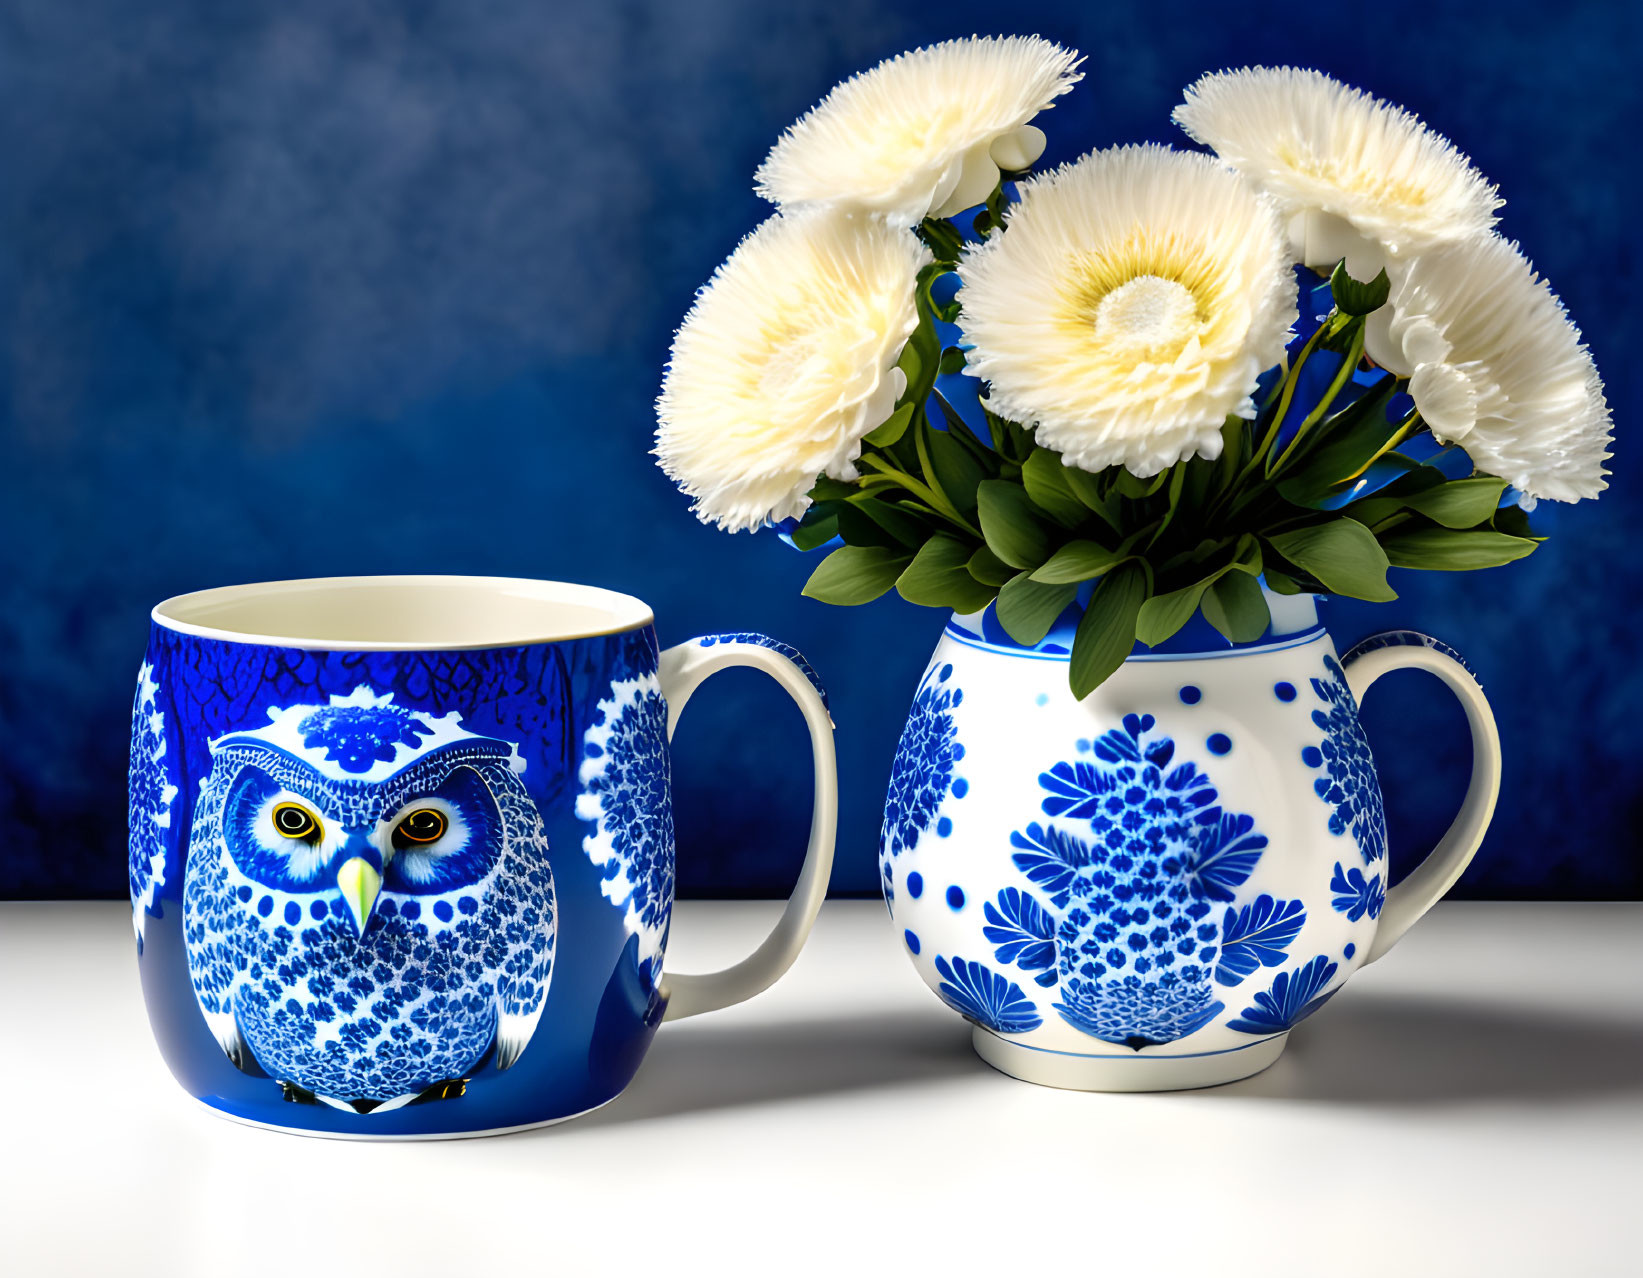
[
  {"xmin": 394, "ymin": 808, "xmax": 448, "ymax": 849},
  {"xmin": 271, "ymin": 802, "xmax": 321, "ymax": 844}
]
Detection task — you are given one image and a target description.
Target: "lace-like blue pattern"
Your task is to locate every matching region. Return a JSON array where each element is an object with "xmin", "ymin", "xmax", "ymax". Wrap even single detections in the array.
[
  {"xmin": 300, "ymin": 704, "xmax": 434, "ymax": 774},
  {"xmin": 880, "ymin": 662, "xmax": 964, "ymax": 861},
  {"xmin": 1307, "ymin": 655, "xmax": 1388, "ymax": 865}
]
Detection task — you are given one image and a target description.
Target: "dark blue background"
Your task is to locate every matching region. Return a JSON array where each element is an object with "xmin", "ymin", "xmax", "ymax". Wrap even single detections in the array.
[{"xmin": 3, "ymin": 0, "xmax": 1637, "ymax": 900}]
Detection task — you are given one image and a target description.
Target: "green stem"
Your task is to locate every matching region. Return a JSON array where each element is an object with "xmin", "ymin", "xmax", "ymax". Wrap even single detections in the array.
[
  {"xmin": 1214, "ymin": 322, "xmax": 1329, "ymax": 518},
  {"xmin": 1267, "ymin": 325, "xmax": 1365, "ymax": 476},
  {"xmin": 857, "ymin": 454, "xmax": 981, "ymax": 538}
]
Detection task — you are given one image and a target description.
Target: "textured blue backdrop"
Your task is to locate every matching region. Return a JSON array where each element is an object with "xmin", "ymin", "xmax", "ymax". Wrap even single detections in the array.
[{"xmin": 2, "ymin": 0, "xmax": 1637, "ymax": 900}]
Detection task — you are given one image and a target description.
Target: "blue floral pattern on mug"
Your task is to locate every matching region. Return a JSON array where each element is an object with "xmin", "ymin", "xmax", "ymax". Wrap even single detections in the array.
[
  {"xmin": 1307, "ymin": 655, "xmax": 1387, "ymax": 865},
  {"xmin": 577, "ymin": 669, "xmax": 676, "ymax": 983},
  {"xmin": 128, "ymin": 661, "xmax": 178, "ymax": 948},
  {"xmin": 880, "ymin": 662, "xmax": 964, "ymax": 861}
]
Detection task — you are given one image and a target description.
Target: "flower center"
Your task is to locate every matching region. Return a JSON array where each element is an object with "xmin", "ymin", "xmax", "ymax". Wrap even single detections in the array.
[
  {"xmin": 1092, "ymin": 274, "xmax": 1200, "ymax": 358},
  {"xmin": 757, "ymin": 330, "xmax": 829, "ymax": 400}
]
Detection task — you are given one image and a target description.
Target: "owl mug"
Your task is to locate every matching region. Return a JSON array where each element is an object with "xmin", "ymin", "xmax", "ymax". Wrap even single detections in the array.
[{"xmin": 129, "ymin": 575, "xmax": 837, "ymax": 1138}]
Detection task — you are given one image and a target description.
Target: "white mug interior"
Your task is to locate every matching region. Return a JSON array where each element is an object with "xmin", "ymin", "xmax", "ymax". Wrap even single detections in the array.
[{"xmin": 151, "ymin": 575, "xmax": 654, "ymax": 650}]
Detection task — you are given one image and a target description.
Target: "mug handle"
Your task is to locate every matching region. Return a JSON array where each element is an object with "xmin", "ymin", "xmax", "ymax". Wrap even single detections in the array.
[
  {"xmin": 654, "ymin": 633, "xmax": 838, "ymax": 1021},
  {"xmin": 1339, "ymin": 631, "xmax": 1502, "ymax": 964}
]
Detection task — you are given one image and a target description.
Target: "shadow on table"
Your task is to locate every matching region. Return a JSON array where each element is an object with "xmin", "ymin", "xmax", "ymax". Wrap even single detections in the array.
[
  {"xmin": 567, "ymin": 1010, "xmax": 975, "ymax": 1129},
  {"xmin": 1219, "ymin": 991, "xmax": 1643, "ymax": 1106}
]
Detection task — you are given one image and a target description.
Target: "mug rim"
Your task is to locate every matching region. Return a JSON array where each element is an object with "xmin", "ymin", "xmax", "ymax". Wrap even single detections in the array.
[{"xmin": 151, "ymin": 574, "xmax": 655, "ymax": 651}]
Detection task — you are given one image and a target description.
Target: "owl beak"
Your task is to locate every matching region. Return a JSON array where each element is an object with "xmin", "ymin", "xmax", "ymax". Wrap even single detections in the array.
[{"xmin": 336, "ymin": 857, "xmax": 382, "ymax": 937}]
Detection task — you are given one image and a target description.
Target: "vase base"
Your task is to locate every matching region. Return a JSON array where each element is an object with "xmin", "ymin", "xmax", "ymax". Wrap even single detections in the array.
[{"xmin": 971, "ymin": 1026, "xmax": 1288, "ymax": 1092}]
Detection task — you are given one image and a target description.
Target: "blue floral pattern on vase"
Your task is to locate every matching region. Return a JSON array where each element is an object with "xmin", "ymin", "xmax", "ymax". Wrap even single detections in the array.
[
  {"xmin": 987, "ymin": 714, "xmax": 1285, "ymax": 1050},
  {"xmin": 1226, "ymin": 955, "xmax": 1340, "ymax": 1035},
  {"xmin": 1306, "ymin": 655, "xmax": 1388, "ymax": 866},
  {"xmin": 933, "ymin": 955, "xmax": 1042, "ymax": 1034},
  {"xmin": 879, "ymin": 662, "xmax": 965, "ymax": 865},
  {"xmin": 576, "ymin": 670, "xmax": 675, "ymax": 986},
  {"xmin": 128, "ymin": 661, "xmax": 178, "ymax": 949},
  {"xmin": 1329, "ymin": 862, "xmax": 1386, "ymax": 922}
]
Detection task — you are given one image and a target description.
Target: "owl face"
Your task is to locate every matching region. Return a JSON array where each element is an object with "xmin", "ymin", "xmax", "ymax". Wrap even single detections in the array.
[{"xmin": 221, "ymin": 754, "xmax": 505, "ymax": 936}]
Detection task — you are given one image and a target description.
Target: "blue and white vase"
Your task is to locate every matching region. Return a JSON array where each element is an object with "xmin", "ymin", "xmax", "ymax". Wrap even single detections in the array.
[{"xmin": 879, "ymin": 589, "xmax": 1500, "ymax": 1091}]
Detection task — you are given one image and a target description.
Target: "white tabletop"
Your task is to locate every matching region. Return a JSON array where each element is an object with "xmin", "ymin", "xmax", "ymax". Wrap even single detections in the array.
[{"xmin": 2, "ymin": 900, "xmax": 1638, "ymax": 1276}]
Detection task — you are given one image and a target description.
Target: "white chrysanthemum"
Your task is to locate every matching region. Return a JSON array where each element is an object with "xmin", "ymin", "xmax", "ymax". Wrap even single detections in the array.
[
  {"xmin": 755, "ymin": 36, "xmax": 1083, "ymax": 225},
  {"xmin": 1362, "ymin": 233, "xmax": 1611, "ymax": 503},
  {"xmin": 957, "ymin": 144, "xmax": 1297, "ymax": 477},
  {"xmin": 1174, "ymin": 67, "xmax": 1501, "ymax": 278},
  {"xmin": 656, "ymin": 208, "xmax": 930, "ymax": 531}
]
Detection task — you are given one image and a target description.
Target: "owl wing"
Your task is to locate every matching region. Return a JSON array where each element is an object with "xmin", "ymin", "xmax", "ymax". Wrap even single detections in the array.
[{"xmin": 491, "ymin": 812, "xmax": 556, "ymax": 1072}]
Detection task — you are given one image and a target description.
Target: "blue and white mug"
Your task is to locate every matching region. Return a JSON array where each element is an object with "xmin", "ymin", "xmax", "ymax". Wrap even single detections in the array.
[{"xmin": 129, "ymin": 576, "xmax": 836, "ymax": 1138}]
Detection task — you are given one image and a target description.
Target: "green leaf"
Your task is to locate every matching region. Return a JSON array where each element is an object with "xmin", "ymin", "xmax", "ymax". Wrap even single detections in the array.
[
  {"xmin": 977, "ymin": 480, "xmax": 1052, "ymax": 569},
  {"xmin": 808, "ymin": 476, "xmax": 857, "ymax": 501},
  {"xmin": 1135, "ymin": 580, "xmax": 1213, "ymax": 648},
  {"xmin": 1330, "ymin": 260, "xmax": 1391, "ymax": 316},
  {"xmin": 1201, "ymin": 571, "xmax": 1271, "ymax": 643},
  {"xmin": 896, "ymin": 536, "xmax": 998, "ymax": 611},
  {"xmin": 966, "ymin": 544, "xmax": 1015, "ymax": 587},
  {"xmin": 922, "ymin": 421, "xmax": 987, "ymax": 513},
  {"xmin": 834, "ymin": 503, "xmax": 905, "ymax": 549},
  {"xmin": 995, "ymin": 573, "xmax": 1079, "ymax": 646},
  {"xmin": 1401, "ymin": 477, "xmax": 1510, "ymax": 529},
  {"xmin": 1146, "ymin": 464, "xmax": 1190, "ymax": 547},
  {"xmin": 1069, "ymin": 561, "xmax": 1149, "ymax": 699},
  {"xmin": 849, "ymin": 497, "xmax": 929, "ymax": 548},
  {"xmin": 1263, "ymin": 568, "xmax": 1303, "ymax": 595},
  {"xmin": 1492, "ymin": 504, "xmax": 1545, "ymax": 542},
  {"xmin": 1020, "ymin": 449, "xmax": 1091, "ymax": 528},
  {"xmin": 1380, "ymin": 527, "xmax": 1539, "ymax": 571},
  {"xmin": 1114, "ymin": 468, "xmax": 1169, "ymax": 500},
  {"xmin": 938, "ymin": 346, "xmax": 967, "ymax": 376},
  {"xmin": 863, "ymin": 402, "xmax": 915, "ymax": 447},
  {"xmin": 1031, "ymin": 539, "xmax": 1122, "ymax": 585},
  {"xmin": 788, "ymin": 510, "xmax": 839, "ymax": 552},
  {"xmin": 1059, "ymin": 462, "xmax": 1123, "ymax": 531},
  {"xmin": 801, "ymin": 545, "xmax": 909, "ymax": 606},
  {"xmin": 1265, "ymin": 518, "xmax": 1397, "ymax": 602}
]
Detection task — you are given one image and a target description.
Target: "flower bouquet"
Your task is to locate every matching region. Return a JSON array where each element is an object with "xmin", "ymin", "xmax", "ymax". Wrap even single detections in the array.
[{"xmin": 655, "ymin": 37, "xmax": 1611, "ymax": 697}]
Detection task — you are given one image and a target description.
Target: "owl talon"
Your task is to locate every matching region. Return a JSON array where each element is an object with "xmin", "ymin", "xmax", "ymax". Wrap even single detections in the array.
[
  {"xmin": 280, "ymin": 1081, "xmax": 320, "ymax": 1105},
  {"xmin": 408, "ymin": 1078, "xmax": 468, "ymax": 1106}
]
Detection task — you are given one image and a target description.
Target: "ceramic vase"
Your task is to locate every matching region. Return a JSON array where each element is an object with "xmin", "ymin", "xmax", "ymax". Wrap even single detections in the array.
[{"xmin": 878, "ymin": 590, "xmax": 1499, "ymax": 1091}]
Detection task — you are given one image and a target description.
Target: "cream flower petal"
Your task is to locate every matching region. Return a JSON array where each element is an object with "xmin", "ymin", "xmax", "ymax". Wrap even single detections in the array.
[
  {"xmin": 1175, "ymin": 67, "xmax": 1501, "ymax": 268},
  {"xmin": 655, "ymin": 209, "xmax": 930, "ymax": 532},
  {"xmin": 755, "ymin": 36, "xmax": 1083, "ymax": 225},
  {"xmin": 957, "ymin": 144, "xmax": 1297, "ymax": 477},
  {"xmin": 1381, "ymin": 233, "xmax": 1611, "ymax": 502}
]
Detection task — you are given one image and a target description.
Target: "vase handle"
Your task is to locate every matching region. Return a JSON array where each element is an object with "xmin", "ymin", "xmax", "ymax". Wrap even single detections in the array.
[
  {"xmin": 1340, "ymin": 632, "xmax": 1502, "ymax": 964},
  {"xmin": 653, "ymin": 634, "xmax": 838, "ymax": 1020}
]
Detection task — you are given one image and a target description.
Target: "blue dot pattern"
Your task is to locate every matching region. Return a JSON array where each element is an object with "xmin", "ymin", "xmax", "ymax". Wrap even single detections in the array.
[
  {"xmin": 1274, "ymin": 682, "xmax": 1296, "ymax": 702},
  {"xmin": 184, "ymin": 730, "xmax": 554, "ymax": 1103},
  {"xmin": 1207, "ymin": 733, "xmax": 1232, "ymax": 755},
  {"xmin": 1179, "ymin": 686, "xmax": 1201, "ymax": 705}
]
